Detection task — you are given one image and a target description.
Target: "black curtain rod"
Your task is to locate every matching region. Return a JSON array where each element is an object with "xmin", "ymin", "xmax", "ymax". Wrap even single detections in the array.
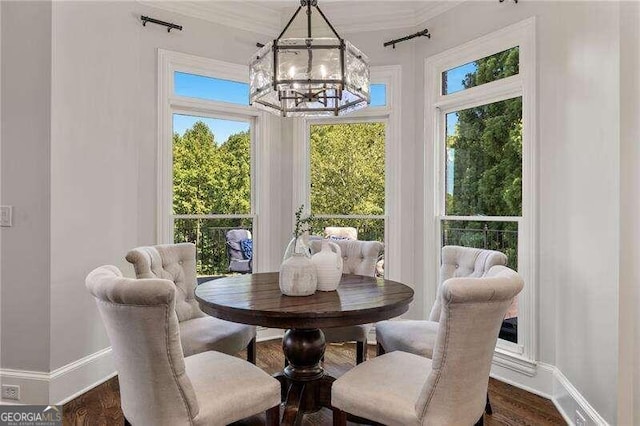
[
  {"xmin": 383, "ymin": 29, "xmax": 430, "ymax": 49},
  {"xmin": 140, "ymin": 15, "xmax": 182, "ymax": 32}
]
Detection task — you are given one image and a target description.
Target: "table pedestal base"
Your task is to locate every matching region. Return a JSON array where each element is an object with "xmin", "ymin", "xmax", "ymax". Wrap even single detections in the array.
[{"xmin": 275, "ymin": 328, "xmax": 336, "ymax": 425}]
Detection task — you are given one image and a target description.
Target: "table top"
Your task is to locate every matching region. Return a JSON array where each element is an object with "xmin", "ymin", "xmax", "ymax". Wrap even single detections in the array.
[{"xmin": 195, "ymin": 272, "xmax": 414, "ymax": 329}]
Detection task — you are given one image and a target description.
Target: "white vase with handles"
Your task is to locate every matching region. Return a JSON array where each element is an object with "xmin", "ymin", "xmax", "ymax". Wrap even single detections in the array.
[
  {"xmin": 279, "ymin": 252, "xmax": 317, "ymax": 296},
  {"xmin": 311, "ymin": 240, "xmax": 343, "ymax": 291}
]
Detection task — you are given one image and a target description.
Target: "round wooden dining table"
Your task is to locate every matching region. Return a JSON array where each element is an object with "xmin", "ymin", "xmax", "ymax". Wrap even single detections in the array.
[{"xmin": 195, "ymin": 272, "xmax": 414, "ymax": 425}]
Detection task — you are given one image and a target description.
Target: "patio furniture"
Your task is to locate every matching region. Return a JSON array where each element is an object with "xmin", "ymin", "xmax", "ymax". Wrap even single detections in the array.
[
  {"xmin": 324, "ymin": 226, "xmax": 358, "ymax": 240},
  {"xmin": 125, "ymin": 243, "xmax": 257, "ymax": 362},
  {"xmin": 332, "ymin": 266, "xmax": 523, "ymax": 426},
  {"xmin": 85, "ymin": 265, "xmax": 280, "ymax": 426},
  {"xmin": 226, "ymin": 229, "xmax": 252, "ymax": 273}
]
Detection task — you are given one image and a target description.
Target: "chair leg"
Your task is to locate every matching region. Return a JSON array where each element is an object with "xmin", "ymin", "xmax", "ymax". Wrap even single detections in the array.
[
  {"xmin": 474, "ymin": 414, "xmax": 484, "ymax": 426},
  {"xmin": 266, "ymin": 405, "xmax": 280, "ymax": 426},
  {"xmin": 376, "ymin": 342, "xmax": 386, "ymax": 356},
  {"xmin": 333, "ymin": 408, "xmax": 347, "ymax": 426},
  {"xmin": 356, "ymin": 340, "xmax": 366, "ymax": 364},
  {"xmin": 246, "ymin": 337, "xmax": 256, "ymax": 364},
  {"xmin": 485, "ymin": 392, "xmax": 492, "ymax": 415}
]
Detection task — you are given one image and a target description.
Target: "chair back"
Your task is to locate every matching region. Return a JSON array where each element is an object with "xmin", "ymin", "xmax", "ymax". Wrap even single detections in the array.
[
  {"xmin": 324, "ymin": 226, "xmax": 358, "ymax": 240},
  {"xmin": 125, "ymin": 243, "xmax": 202, "ymax": 322},
  {"xmin": 86, "ymin": 266, "xmax": 199, "ymax": 425},
  {"xmin": 417, "ymin": 266, "xmax": 523, "ymax": 425},
  {"xmin": 310, "ymin": 239, "xmax": 383, "ymax": 277},
  {"xmin": 429, "ymin": 246, "xmax": 507, "ymax": 321}
]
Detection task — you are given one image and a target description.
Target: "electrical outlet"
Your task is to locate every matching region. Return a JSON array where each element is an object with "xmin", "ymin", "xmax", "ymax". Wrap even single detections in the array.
[
  {"xmin": 1, "ymin": 384, "xmax": 20, "ymax": 401},
  {"xmin": 0, "ymin": 205, "xmax": 12, "ymax": 227},
  {"xmin": 575, "ymin": 409, "xmax": 587, "ymax": 426}
]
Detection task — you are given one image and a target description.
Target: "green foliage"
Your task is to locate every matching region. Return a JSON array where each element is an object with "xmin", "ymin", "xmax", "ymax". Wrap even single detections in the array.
[
  {"xmin": 172, "ymin": 121, "xmax": 251, "ymax": 275},
  {"xmin": 446, "ymin": 47, "xmax": 522, "ymax": 270},
  {"xmin": 310, "ymin": 122, "xmax": 385, "ymax": 216}
]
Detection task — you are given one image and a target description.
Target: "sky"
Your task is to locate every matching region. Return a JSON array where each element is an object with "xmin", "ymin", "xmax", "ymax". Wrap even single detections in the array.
[{"xmin": 172, "ymin": 71, "xmax": 387, "ymax": 141}]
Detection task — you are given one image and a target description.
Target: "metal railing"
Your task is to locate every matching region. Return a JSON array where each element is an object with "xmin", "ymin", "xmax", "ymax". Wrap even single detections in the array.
[{"xmin": 442, "ymin": 222, "xmax": 518, "ymax": 270}]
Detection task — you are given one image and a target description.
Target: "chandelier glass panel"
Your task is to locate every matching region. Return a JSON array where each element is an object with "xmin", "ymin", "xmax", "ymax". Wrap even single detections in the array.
[{"xmin": 249, "ymin": 0, "xmax": 370, "ymax": 117}]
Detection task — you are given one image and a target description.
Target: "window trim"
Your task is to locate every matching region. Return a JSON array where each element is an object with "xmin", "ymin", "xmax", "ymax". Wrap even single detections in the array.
[
  {"xmin": 424, "ymin": 18, "xmax": 537, "ymax": 373},
  {"xmin": 158, "ymin": 49, "xmax": 268, "ymax": 272},
  {"xmin": 293, "ymin": 65, "xmax": 401, "ymax": 281}
]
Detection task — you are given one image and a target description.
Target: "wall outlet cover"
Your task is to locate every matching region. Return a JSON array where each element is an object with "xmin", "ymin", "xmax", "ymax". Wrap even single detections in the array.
[
  {"xmin": 1, "ymin": 384, "xmax": 20, "ymax": 401},
  {"xmin": 0, "ymin": 205, "xmax": 13, "ymax": 227}
]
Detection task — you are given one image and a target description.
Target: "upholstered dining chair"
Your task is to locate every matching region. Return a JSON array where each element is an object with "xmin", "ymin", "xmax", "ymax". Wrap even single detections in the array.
[
  {"xmin": 310, "ymin": 239, "xmax": 384, "ymax": 364},
  {"xmin": 332, "ymin": 265, "xmax": 524, "ymax": 426},
  {"xmin": 126, "ymin": 243, "xmax": 257, "ymax": 363},
  {"xmin": 375, "ymin": 245, "xmax": 508, "ymax": 413},
  {"xmin": 86, "ymin": 265, "xmax": 280, "ymax": 426},
  {"xmin": 376, "ymin": 245, "xmax": 508, "ymax": 357}
]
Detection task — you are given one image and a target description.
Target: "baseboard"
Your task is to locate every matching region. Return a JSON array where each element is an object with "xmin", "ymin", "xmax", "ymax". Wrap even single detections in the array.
[
  {"xmin": 552, "ymin": 367, "xmax": 609, "ymax": 426},
  {"xmin": 256, "ymin": 327, "xmax": 284, "ymax": 342},
  {"xmin": 0, "ymin": 346, "xmax": 115, "ymax": 405},
  {"xmin": 50, "ymin": 347, "xmax": 115, "ymax": 405}
]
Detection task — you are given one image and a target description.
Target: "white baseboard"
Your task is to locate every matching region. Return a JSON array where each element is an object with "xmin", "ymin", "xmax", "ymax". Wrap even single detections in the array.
[
  {"xmin": 552, "ymin": 366, "xmax": 609, "ymax": 426},
  {"xmin": 0, "ymin": 346, "xmax": 115, "ymax": 405},
  {"xmin": 256, "ymin": 327, "xmax": 284, "ymax": 342}
]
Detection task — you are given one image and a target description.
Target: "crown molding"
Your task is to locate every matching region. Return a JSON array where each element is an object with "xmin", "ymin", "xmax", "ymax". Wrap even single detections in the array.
[{"xmin": 140, "ymin": 1, "xmax": 466, "ymax": 36}]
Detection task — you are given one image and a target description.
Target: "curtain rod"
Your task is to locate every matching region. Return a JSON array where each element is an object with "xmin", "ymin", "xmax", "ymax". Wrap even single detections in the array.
[
  {"xmin": 383, "ymin": 29, "xmax": 430, "ymax": 49},
  {"xmin": 140, "ymin": 16, "xmax": 182, "ymax": 33}
]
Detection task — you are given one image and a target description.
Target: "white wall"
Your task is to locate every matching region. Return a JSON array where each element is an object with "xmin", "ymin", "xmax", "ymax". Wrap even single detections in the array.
[
  {"xmin": 1, "ymin": 1, "xmax": 52, "ymax": 376},
  {"xmin": 414, "ymin": 2, "xmax": 620, "ymax": 423},
  {"xmin": 618, "ymin": 1, "xmax": 640, "ymax": 424}
]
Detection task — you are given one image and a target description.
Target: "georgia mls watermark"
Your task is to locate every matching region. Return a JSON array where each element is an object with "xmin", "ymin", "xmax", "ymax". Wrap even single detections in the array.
[{"xmin": 0, "ymin": 405, "xmax": 62, "ymax": 426}]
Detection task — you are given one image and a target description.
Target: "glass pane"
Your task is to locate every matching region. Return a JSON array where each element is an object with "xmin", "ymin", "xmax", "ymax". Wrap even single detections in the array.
[
  {"xmin": 310, "ymin": 122, "xmax": 385, "ymax": 215},
  {"xmin": 442, "ymin": 46, "xmax": 519, "ymax": 95},
  {"xmin": 174, "ymin": 71, "xmax": 249, "ymax": 105},
  {"xmin": 445, "ymin": 96, "xmax": 522, "ymax": 216},
  {"xmin": 441, "ymin": 219, "xmax": 518, "ymax": 343},
  {"xmin": 172, "ymin": 114, "xmax": 251, "ymax": 215},
  {"xmin": 370, "ymin": 84, "xmax": 386, "ymax": 106},
  {"xmin": 174, "ymin": 218, "xmax": 253, "ymax": 276}
]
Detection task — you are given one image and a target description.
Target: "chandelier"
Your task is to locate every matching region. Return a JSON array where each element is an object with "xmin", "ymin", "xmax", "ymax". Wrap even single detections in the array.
[{"xmin": 249, "ymin": 0, "xmax": 370, "ymax": 117}]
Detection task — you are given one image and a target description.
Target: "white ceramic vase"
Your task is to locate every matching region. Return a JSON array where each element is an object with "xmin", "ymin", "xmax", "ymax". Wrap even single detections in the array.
[
  {"xmin": 279, "ymin": 252, "xmax": 317, "ymax": 296},
  {"xmin": 311, "ymin": 240, "xmax": 343, "ymax": 291},
  {"xmin": 283, "ymin": 236, "xmax": 311, "ymax": 261}
]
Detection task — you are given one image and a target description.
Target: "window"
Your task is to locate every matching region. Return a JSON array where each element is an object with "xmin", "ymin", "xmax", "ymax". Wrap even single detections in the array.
[
  {"xmin": 159, "ymin": 51, "xmax": 261, "ymax": 277},
  {"xmin": 309, "ymin": 122, "xmax": 386, "ymax": 252},
  {"xmin": 295, "ymin": 67, "xmax": 400, "ymax": 280},
  {"xmin": 172, "ymin": 114, "xmax": 253, "ymax": 275},
  {"xmin": 425, "ymin": 19, "xmax": 535, "ymax": 364}
]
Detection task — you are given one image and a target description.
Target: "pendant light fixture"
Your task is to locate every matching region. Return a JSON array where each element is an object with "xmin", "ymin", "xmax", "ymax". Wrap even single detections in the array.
[{"xmin": 249, "ymin": 0, "xmax": 370, "ymax": 117}]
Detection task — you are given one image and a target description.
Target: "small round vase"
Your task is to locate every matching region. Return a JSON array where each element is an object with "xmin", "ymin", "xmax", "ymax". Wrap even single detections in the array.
[
  {"xmin": 311, "ymin": 240, "xmax": 343, "ymax": 291},
  {"xmin": 279, "ymin": 252, "xmax": 317, "ymax": 297}
]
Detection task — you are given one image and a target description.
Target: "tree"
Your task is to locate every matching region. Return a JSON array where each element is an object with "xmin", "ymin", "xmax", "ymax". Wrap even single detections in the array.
[
  {"xmin": 172, "ymin": 121, "xmax": 251, "ymax": 275},
  {"xmin": 445, "ymin": 47, "xmax": 522, "ymax": 269}
]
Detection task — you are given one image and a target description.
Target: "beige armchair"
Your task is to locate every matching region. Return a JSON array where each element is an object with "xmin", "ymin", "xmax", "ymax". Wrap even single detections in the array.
[
  {"xmin": 310, "ymin": 239, "xmax": 384, "ymax": 364},
  {"xmin": 126, "ymin": 243, "xmax": 257, "ymax": 362},
  {"xmin": 332, "ymin": 266, "xmax": 524, "ymax": 426},
  {"xmin": 86, "ymin": 266, "xmax": 280, "ymax": 426}
]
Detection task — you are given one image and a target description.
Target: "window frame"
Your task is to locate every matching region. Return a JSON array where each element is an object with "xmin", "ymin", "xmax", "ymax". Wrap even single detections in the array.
[
  {"xmin": 158, "ymin": 49, "xmax": 268, "ymax": 272},
  {"xmin": 293, "ymin": 66, "xmax": 401, "ymax": 281},
  {"xmin": 424, "ymin": 18, "xmax": 537, "ymax": 373}
]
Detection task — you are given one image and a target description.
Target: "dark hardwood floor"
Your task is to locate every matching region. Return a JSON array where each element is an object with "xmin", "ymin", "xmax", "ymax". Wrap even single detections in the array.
[{"xmin": 63, "ymin": 340, "xmax": 566, "ymax": 426}]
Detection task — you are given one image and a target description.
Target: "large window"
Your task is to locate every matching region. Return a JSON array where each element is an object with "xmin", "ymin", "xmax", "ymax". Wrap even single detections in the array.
[
  {"xmin": 159, "ymin": 52, "xmax": 261, "ymax": 277},
  {"xmin": 426, "ymin": 20, "xmax": 535, "ymax": 363},
  {"xmin": 296, "ymin": 67, "xmax": 400, "ymax": 280},
  {"xmin": 309, "ymin": 121, "xmax": 386, "ymax": 249}
]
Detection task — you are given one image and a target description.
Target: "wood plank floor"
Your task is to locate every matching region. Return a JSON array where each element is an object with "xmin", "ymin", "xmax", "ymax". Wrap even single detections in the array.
[{"xmin": 63, "ymin": 340, "xmax": 566, "ymax": 426}]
